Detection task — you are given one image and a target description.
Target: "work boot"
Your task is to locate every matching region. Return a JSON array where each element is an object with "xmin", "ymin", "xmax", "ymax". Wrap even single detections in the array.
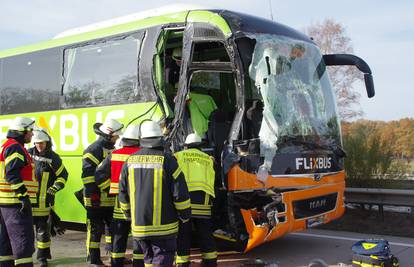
[
  {"xmin": 88, "ymin": 259, "xmax": 107, "ymax": 267},
  {"xmin": 39, "ymin": 259, "xmax": 48, "ymax": 267},
  {"xmin": 202, "ymin": 259, "xmax": 217, "ymax": 267},
  {"xmin": 89, "ymin": 248, "xmax": 107, "ymax": 267}
]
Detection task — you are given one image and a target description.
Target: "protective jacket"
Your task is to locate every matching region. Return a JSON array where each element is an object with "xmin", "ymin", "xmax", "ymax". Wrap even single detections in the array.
[
  {"xmin": 82, "ymin": 137, "xmax": 115, "ymax": 208},
  {"xmin": 175, "ymin": 148, "xmax": 215, "ymax": 218},
  {"xmin": 0, "ymin": 137, "xmax": 37, "ymax": 205},
  {"xmin": 95, "ymin": 146, "xmax": 140, "ymax": 220},
  {"xmin": 118, "ymin": 147, "xmax": 191, "ymax": 239},
  {"xmin": 187, "ymin": 92, "xmax": 217, "ymax": 137},
  {"xmin": 28, "ymin": 148, "xmax": 68, "ymax": 216}
]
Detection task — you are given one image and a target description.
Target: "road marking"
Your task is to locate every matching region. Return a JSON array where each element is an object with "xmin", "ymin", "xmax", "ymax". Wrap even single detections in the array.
[{"xmin": 290, "ymin": 232, "xmax": 414, "ymax": 248}]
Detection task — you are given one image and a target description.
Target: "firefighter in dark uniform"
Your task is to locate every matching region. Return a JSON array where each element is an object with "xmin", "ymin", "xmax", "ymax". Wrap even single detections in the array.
[
  {"xmin": 0, "ymin": 117, "xmax": 37, "ymax": 267},
  {"xmin": 118, "ymin": 120, "xmax": 191, "ymax": 267},
  {"xmin": 175, "ymin": 133, "xmax": 217, "ymax": 267},
  {"xmin": 28, "ymin": 129, "xmax": 68, "ymax": 267},
  {"xmin": 82, "ymin": 118, "xmax": 123, "ymax": 266},
  {"xmin": 95, "ymin": 124, "xmax": 143, "ymax": 267}
]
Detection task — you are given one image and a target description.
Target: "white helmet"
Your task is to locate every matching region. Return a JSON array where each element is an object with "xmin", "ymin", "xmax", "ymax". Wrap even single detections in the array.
[
  {"xmin": 99, "ymin": 118, "xmax": 123, "ymax": 136},
  {"xmin": 32, "ymin": 129, "xmax": 51, "ymax": 143},
  {"xmin": 9, "ymin": 117, "xmax": 35, "ymax": 131},
  {"xmin": 121, "ymin": 125, "xmax": 140, "ymax": 141},
  {"xmin": 140, "ymin": 121, "xmax": 163, "ymax": 139},
  {"xmin": 184, "ymin": 133, "xmax": 202, "ymax": 145}
]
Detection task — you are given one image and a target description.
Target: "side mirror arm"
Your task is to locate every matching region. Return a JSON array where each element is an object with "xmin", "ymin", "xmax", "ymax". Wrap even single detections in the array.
[{"xmin": 323, "ymin": 54, "xmax": 375, "ymax": 98}]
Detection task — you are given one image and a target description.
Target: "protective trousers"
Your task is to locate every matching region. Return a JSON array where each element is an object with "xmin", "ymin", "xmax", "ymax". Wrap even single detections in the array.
[
  {"xmin": 134, "ymin": 238, "xmax": 176, "ymax": 267},
  {"xmin": 111, "ymin": 219, "xmax": 144, "ymax": 267},
  {"xmin": 33, "ymin": 216, "xmax": 51, "ymax": 261},
  {"xmin": 0, "ymin": 205, "xmax": 35, "ymax": 267},
  {"xmin": 177, "ymin": 219, "xmax": 217, "ymax": 267},
  {"xmin": 86, "ymin": 208, "xmax": 113, "ymax": 264}
]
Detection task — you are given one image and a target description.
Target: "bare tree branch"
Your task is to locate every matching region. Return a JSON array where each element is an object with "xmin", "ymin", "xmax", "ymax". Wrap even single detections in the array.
[{"xmin": 304, "ymin": 19, "xmax": 363, "ymax": 121}]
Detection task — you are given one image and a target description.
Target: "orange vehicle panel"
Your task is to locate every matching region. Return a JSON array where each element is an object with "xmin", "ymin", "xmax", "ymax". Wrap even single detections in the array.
[{"xmin": 227, "ymin": 165, "xmax": 346, "ymax": 252}]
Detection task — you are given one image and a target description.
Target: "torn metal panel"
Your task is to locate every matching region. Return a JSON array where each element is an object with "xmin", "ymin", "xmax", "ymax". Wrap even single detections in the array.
[
  {"xmin": 168, "ymin": 22, "xmax": 242, "ymax": 151},
  {"xmin": 168, "ymin": 23, "xmax": 194, "ymax": 150},
  {"xmin": 218, "ymin": 10, "xmax": 312, "ymax": 43},
  {"xmin": 139, "ymin": 26, "xmax": 165, "ymax": 106},
  {"xmin": 226, "ymin": 36, "xmax": 246, "ymax": 144}
]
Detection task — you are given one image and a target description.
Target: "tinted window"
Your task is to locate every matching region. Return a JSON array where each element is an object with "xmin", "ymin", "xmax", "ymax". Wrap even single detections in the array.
[
  {"xmin": 190, "ymin": 71, "xmax": 236, "ymax": 112},
  {"xmin": 192, "ymin": 41, "xmax": 230, "ymax": 62},
  {"xmin": 0, "ymin": 48, "xmax": 62, "ymax": 114},
  {"xmin": 62, "ymin": 34, "xmax": 144, "ymax": 108}
]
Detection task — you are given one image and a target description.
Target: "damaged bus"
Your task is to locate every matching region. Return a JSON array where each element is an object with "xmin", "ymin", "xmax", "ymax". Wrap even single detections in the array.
[{"xmin": 0, "ymin": 5, "xmax": 374, "ymax": 252}]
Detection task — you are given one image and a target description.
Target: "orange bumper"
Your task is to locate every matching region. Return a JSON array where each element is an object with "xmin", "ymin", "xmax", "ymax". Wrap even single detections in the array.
[{"xmin": 227, "ymin": 165, "xmax": 346, "ymax": 252}]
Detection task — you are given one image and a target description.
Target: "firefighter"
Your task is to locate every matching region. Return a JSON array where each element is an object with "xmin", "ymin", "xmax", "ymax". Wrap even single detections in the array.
[
  {"xmin": 118, "ymin": 120, "xmax": 191, "ymax": 267},
  {"xmin": 0, "ymin": 117, "xmax": 37, "ymax": 267},
  {"xmin": 175, "ymin": 133, "xmax": 217, "ymax": 267},
  {"xmin": 95, "ymin": 124, "xmax": 143, "ymax": 267},
  {"xmin": 82, "ymin": 118, "xmax": 123, "ymax": 267},
  {"xmin": 28, "ymin": 129, "xmax": 68, "ymax": 267}
]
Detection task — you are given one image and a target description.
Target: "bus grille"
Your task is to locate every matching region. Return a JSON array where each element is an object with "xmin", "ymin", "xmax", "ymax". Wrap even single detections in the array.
[{"xmin": 293, "ymin": 193, "xmax": 338, "ymax": 219}]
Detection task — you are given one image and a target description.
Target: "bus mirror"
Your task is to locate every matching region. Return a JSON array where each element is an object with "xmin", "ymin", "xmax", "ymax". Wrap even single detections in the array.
[
  {"xmin": 364, "ymin": 73, "xmax": 375, "ymax": 98},
  {"xmin": 323, "ymin": 54, "xmax": 375, "ymax": 98}
]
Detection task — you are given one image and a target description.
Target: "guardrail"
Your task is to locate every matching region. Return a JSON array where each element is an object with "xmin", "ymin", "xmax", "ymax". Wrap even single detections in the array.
[{"xmin": 344, "ymin": 188, "xmax": 414, "ymax": 220}]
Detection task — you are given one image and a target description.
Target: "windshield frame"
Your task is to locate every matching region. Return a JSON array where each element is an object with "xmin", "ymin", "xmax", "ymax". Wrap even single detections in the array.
[{"xmin": 234, "ymin": 33, "xmax": 342, "ymax": 171}]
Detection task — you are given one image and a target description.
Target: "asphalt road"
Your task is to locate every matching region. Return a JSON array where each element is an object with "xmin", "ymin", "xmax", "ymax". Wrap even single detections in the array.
[{"xmin": 33, "ymin": 229, "xmax": 414, "ymax": 266}]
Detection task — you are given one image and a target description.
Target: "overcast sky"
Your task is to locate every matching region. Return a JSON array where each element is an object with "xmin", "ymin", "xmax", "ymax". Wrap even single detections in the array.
[{"xmin": 1, "ymin": 0, "xmax": 412, "ymax": 121}]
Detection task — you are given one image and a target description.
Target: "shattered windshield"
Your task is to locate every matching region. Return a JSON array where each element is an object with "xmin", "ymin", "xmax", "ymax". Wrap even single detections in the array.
[{"xmin": 248, "ymin": 34, "xmax": 341, "ymax": 166}]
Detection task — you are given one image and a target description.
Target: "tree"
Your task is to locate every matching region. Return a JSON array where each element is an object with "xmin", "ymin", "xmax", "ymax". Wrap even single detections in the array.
[
  {"xmin": 343, "ymin": 122, "xmax": 393, "ymax": 180},
  {"xmin": 304, "ymin": 19, "xmax": 363, "ymax": 121}
]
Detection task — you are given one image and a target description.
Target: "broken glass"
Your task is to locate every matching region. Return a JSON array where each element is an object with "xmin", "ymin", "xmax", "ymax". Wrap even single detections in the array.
[{"xmin": 248, "ymin": 34, "xmax": 341, "ymax": 170}]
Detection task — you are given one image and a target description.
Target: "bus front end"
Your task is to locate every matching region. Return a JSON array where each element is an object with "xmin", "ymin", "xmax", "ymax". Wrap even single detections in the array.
[{"xmin": 218, "ymin": 28, "xmax": 371, "ymax": 252}]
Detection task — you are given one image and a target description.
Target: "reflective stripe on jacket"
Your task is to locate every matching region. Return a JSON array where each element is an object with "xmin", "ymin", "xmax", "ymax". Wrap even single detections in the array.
[
  {"xmin": 109, "ymin": 146, "xmax": 140, "ymax": 195},
  {"xmin": 29, "ymin": 148, "xmax": 68, "ymax": 216},
  {"xmin": 118, "ymin": 148, "xmax": 191, "ymax": 239},
  {"xmin": 174, "ymin": 148, "xmax": 215, "ymax": 197},
  {"xmin": 0, "ymin": 138, "xmax": 37, "ymax": 205},
  {"xmin": 82, "ymin": 138, "xmax": 115, "ymax": 208}
]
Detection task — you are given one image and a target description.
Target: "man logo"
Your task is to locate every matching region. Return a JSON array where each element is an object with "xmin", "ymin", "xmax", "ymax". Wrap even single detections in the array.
[
  {"xmin": 309, "ymin": 199, "xmax": 327, "ymax": 209},
  {"xmin": 314, "ymin": 173, "xmax": 322, "ymax": 182}
]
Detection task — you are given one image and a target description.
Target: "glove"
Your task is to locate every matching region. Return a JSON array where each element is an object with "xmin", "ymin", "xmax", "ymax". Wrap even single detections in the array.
[
  {"xmin": 46, "ymin": 193, "xmax": 55, "ymax": 207},
  {"xmin": 74, "ymin": 189, "xmax": 85, "ymax": 208},
  {"xmin": 90, "ymin": 193, "xmax": 100, "ymax": 208},
  {"xmin": 179, "ymin": 217, "xmax": 190, "ymax": 223},
  {"xmin": 47, "ymin": 186, "xmax": 58, "ymax": 195},
  {"xmin": 46, "ymin": 186, "xmax": 58, "ymax": 206},
  {"xmin": 49, "ymin": 209, "xmax": 66, "ymax": 236},
  {"xmin": 122, "ymin": 209, "xmax": 131, "ymax": 220},
  {"xmin": 19, "ymin": 196, "xmax": 31, "ymax": 214}
]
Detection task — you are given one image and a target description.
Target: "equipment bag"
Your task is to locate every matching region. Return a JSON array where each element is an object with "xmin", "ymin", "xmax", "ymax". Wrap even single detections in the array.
[
  {"xmin": 352, "ymin": 239, "xmax": 390, "ymax": 256},
  {"xmin": 351, "ymin": 239, "xmax": 399, "ymax": 267},
  {"xmin": 352, "ymin": 254, "xmax": 399, "ymax": 267}
]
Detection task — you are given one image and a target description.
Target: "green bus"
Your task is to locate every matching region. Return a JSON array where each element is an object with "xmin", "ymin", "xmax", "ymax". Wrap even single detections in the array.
[{"xmin": 0, "ymin": 5, "xmax": 374, "ymax": 252}]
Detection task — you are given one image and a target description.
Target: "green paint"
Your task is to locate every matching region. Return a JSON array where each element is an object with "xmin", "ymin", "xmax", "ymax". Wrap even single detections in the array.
[
  {"xmin": 0, "ymin": 11, "xmax": 189, "ymax": 59},
  {"xmin": 187, "ymin": 10, "xmax": 232, "ymax": 37},
  {"xmin": 0, "ymin": 7, "xmax": 236, "ymax": 223},
  {"xmin": 0, "ymin": 10, "xmax": 234, "ymax": 59},
  {"xmin": 0, "ymin": 102, "xmax": 163, "ymax": 222}
]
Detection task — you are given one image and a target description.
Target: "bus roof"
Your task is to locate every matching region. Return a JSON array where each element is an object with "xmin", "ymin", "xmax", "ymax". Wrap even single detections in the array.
[
  {"xmin": 54, "ymin": 3, "xmax": 207, "ymax": 39},
  {"xmin": 0, "ymin": 7, "xmax": 311, "ymax": 59}
]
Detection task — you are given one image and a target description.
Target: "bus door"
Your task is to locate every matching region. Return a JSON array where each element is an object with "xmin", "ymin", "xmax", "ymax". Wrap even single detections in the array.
[{"xmin": 168, "ymin": 23, "xmax": 242, "ymax": 156}]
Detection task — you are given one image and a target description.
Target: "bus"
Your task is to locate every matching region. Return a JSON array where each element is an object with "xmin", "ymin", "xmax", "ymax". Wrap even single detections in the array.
[{"xmin": 0, "ymin": 4, "xmax": 374, "ymax": 252}]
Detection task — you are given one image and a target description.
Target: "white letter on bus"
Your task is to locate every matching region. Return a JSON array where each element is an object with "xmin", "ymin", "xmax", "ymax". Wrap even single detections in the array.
[{"xmin": 60, "ymin": 114, "xmax": 79, "ymax": 151}]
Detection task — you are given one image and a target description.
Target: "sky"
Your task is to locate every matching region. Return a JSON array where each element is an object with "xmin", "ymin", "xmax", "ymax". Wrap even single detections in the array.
[{"xmin": 0, "ymin": 0, "xmax": 413, "ymax": 121}]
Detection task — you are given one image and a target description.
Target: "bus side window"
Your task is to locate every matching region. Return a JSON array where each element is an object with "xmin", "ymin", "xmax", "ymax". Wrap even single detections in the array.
[
  {"xmin": 0, "ymin": 48, "xmax": 61, "ymax": 115},
  {"xmin": 62, "ymin": 34, "xmax": 146, "ymax": 109}
]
